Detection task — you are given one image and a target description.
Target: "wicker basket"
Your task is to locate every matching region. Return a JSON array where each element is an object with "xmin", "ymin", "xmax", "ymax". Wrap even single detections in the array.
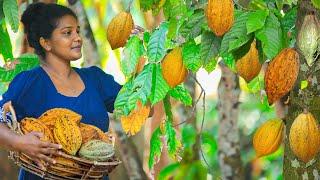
[{"xmin": 3, "ymin": 104, "xmax": 121, "ymax": 180}]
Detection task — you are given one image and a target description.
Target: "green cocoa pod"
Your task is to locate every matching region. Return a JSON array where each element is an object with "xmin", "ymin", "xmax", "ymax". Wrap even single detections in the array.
[{"xmin": 78, "ymin": 140, "xmax": 115, "ymax": 161}]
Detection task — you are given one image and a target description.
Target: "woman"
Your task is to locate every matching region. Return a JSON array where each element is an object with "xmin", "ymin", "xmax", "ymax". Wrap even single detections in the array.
[{"xmin": 0, "ymin": 3, "xmax": 122, "ymax": 179}]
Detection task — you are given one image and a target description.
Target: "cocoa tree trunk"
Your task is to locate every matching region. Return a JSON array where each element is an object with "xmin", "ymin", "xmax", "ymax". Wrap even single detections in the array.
[
  {"xmin": 217, "ymin": 63, "xmax": 244, "ymax": 179},
  {"xmin": 67, "ymin": 0, "xmax": 100, "ymax": 67},
  {"xmin": 283, "ymin": 1, "xmax": 320, "ymax": 179}
]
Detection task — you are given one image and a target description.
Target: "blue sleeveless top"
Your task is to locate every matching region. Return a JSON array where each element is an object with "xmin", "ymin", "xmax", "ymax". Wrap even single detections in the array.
[{"xmin": 0, "ymin": 66, "xmax": 122, "ymax": 180}]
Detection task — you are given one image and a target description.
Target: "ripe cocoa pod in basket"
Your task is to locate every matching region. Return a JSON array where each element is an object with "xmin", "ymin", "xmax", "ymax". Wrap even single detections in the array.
[
  {"xmin": 80, "ymin": 123, "xmax": 112, "ymax": 144},
  {"xmin": 206, "ymin": 0, "xmax": 234, "ymax": 36},
  {"xmin": 38, "ymin": 108, "xmax": 82, "ymax": 130},
  {"xmin": 265, "ymin": 48, "xmax": 299, "ymax": 105},
  {"xmin": 289, "ymin": 112, "xmax": 320, "ymax": 163},
  {"xmin": 53, "ymin": 116, "xmax": 82, "ymax": 155},
  {"xmin": 253, "ymin": 118, "xmax": 284, "ymax": 157},
  {"xmin": 107, "ymin": 11, "xmax": 134, "ymax": 49},
  {"xmin": 20, "ymin": 117, "xmax": 54, "ymax": 142},
  {"xmin": 161, "ymin": 47, "xmax": 188, "ymax": 88}
]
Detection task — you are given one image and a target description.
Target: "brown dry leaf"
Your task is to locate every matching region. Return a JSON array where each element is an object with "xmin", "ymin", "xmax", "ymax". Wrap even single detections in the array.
[
  {"xmin": 265, "ymin": 48, "xmax": 300, "ymax": 105},
  {"xmin": 120, "ymin": 101, "xmax": 150, "ymax": 136}
]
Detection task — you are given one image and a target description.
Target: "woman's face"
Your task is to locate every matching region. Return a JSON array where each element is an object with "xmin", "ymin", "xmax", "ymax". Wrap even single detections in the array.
[{"xmin": 46, "ymin": 15, "xmax": 82, "ymax": 61}]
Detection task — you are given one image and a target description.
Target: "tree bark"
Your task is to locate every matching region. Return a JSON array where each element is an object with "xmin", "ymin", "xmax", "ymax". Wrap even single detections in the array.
[
  {"xmin": 217, "ymin": 63, "xmax": 244, "ymax": 179},
  {"xmin": 283, "ymin": 1, "xmax": 320, "ymax": 179},
  {"xmin": 67, "ymin": 0, "xmax": 100, "ymax": 67}
]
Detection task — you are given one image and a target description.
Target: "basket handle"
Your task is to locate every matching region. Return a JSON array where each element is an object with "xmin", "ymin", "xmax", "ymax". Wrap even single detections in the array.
[{"xmin": 2, "ymin": 101, "xmax": 19, "ymax": 132}]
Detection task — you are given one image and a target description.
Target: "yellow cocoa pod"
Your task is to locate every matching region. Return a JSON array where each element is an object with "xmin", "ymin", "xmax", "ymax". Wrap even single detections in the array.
[
  {"xmin": 161, "ymin": 47, "xmax": 188, "ymax": 88},
  {"xmin": 206, "ymin": 0, "xmax": 234, "ymax": 36},
  {"xmin": 53, "ymin": 116, "xmax": 82, "ymax": 155},
  {"xmin": 289, "ymin": 112, "xmax": 320, "ymax": 163},
  {"xmin": 236, "ymin": 40, "xmax": 262, "ymax": 82},
  {"xmin": 107, "ymin": 11, "xmax": 134, "ymax": 49},
  {"xmin": 20, "ymin": 117, "xmax": 54, "ymax": 143},
  {"xmin": 38, "ymin": 108, "xmax": 82, "ymax": 130},
  {"xmin": 265, "ymin": 48, "xmax": 299, "ymax": 105},
  {"xmin": 79, "ymin": 123, "xmax": 111, "ymax": 144},
  {"xmin": 253, "ymin": 118, "xmax": 284, "ymax": 157}
]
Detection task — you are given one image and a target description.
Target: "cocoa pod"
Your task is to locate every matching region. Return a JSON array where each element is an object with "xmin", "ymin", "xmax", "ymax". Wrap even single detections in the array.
[
  {"xmin": 79, "ymin": 123, "xmax": 111, "ymax": 144},
  {"xmin": 297, "ymin": 13, "xmax": 320, "ymax": 66},
  {"xmin": 236, "ymin": 40, "xmax": 262, "ymax": 82},
  {"xmin": 20, "ymin": 117, "xmax": 54, "ymax": 143},
  {"xmin": 161, "ymin": 47, "xmax": 188, "ymax": 88},
  {"xmin": 53, "ymin": 116, "xmax": 82, "ymax": 155},
  {"xmin": 107, "ymin": 11, "xmax": 134, "ymax": 49},
  {"xmin": 289, "ymin": 112, "xmax": 320, "ymax": 163},
  {"xmin": 78, "ymin": 140, "xmax": 115, "ymax": 162},
  {"xmin": 265, "ymin": 48, "xmax": 299, "ymax": 105},
  {"xmin": 253, "ymin": 118, "xmax": 284, "ymax": 157},
  {"xmin": 206, "ymin": 0, "xmax": 234, "ymax": 36}
]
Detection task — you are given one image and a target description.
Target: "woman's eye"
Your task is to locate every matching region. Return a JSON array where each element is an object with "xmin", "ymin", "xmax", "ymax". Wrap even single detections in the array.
[{"xmin": 64, "ymin": 31, "xmax": 72, "ymax": 35}]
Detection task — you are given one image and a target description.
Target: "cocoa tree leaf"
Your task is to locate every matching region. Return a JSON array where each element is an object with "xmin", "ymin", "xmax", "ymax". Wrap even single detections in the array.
[
  {"xmin": 182, "ymin": 124, "xmax": 197, "ymax": 148},
  {"xmin": 179, "ymin": 9, "xmax": 205, "ymax": 41},
  {"xmin": 204, "ymin": 56, "xmax": 218, "ymax": 73},
  {"xmin": 222, "ymin": 53, "xmax": 236, "ymax": 72},
  {"xmin": 255, "ymin": 12, "xmax": 283, "ymax": 59},
  {"xmin": 131, "ymin": 64, "xmax": 153, "ymax": 105},
  {"xmin": 165, "ymin": 119, "xmax": 177, "ymax": 156},
  {"xmin": 163, "ymin": 0, "xmax": 187, "ymax": 20},
  {"xmin": 248, "ymin": 0, "xmax": 268, "ymax": 10},
  {"xmin": 200, "ymin": 31, "xmax": 221, "ymax": 69},
  {"xmin": 158, "ymin": 163, "xmax": 180, "ymax": 180},
  {"xmin": 182, "ymin": 40, "xmax": 201, "ymax": 72},
  {"xmin": 281, "ymin": 7, "xmax": 297, "ymax": 47},
  {"xmin": 114, "ymin": 79, "xmax": 135, "ymax": 117},
  {"xmin": 174, "ymin": 161, "xmax": 208, "ymax": 180},
  {"xmin": 169, "ymin": 84, "xmax": 192, "ymax": 106},
  {"xmin": 150, "ymin": 64, "xmax": 170, "ymax": 105},
  {"xmin": 0, "ymin": 19, "xmax": 13, "ymax": 60},
  {"xmin": 149, "ymin": 127, "xmax": 163, "ymax": 168},
  {"xmin": 147, "ymin": 22, "xmax": 168, "ymax": 63},
  {"xmin": 312, "ymin": 0, "xmax": 320, "ymax": 9},
  {"xmin": 3, "ymin": 0, "xmax": 19, "ymax": 32},
  {"xmin": 140, "ymin": 0, "xmax": 160, "ymax": 11},
  {"xmin": 0, "ymin": 53, "xmax": 39, "ymax": 82},
  {"xmin": 0, "ymin": 0, "xmax": 4, "ymax": 19},
  {"xmin": 220, "ymin": 11, "xmax": 252, "ymax": 54},
  {"xmin": 246, "ymin": 10, "xmax": 269, "ymax": 34},
  {"xmin": 120, "ymin": 101, "xmax": 150, "ymax": 136},
  {"xmin": 121, "ymin": 36, "xmax": 145, "ymax": 79}
]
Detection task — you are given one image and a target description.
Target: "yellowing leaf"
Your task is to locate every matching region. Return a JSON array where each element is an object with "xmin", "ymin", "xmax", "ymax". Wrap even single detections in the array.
[{"xmin": 121, "ymin": 101, "xmax": 150, "ymax": 136}]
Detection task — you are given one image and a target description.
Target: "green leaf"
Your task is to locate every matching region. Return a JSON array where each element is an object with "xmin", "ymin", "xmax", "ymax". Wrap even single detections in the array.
[
  {"xmin": 300, "ymin": 80, "xmax": 308, "ymax": 90},
  {"xmin": 182, "ymin": 124, "xmax": 196, "ymax": 148},
  {"xmin": 167, "ymin": 18, "xmax": 184, "ymax": 40},
  {"xmin": 149, "ymin": 127, "xmax": 163, "ymax": 168},
  {"xmin": 0, "ymin": 19, "xmax": 13, "ymax": 60},
  {"xmin": 312, "ymin": 0, "xmax": 320, "ymax": 9},
  {"xmin": 131, "ymin": 64, "xmax": 153, "ymax": 105},
  {"xmin": 140, "ymin": 0, "xmax": 162, "ymax": 11},
  {"xmin": 204, "ymin": 56, "xmax": 218, "ymax": 73},
  {"xmin": 114, "ymin": 79, "xmax": 135, "ymax": 116},
  {"xmin": 246, "ymin": 10, "xmax": 269, "ymax": 34},
  {"xmin": 158, "ymin": 163, "xmax": 180, "ymax": 180},
  {"xmin": 220, "ymin": 11, "xmax": 252, "ymax": 54},
  {"xmin": 174, "ymin": 161, "xmax": 207, "ymax": 180},
  {"xmin": 3, "ymin": 0, "xmax": 19, "ymax": 32},
  {"xmin": 281, "ymin": 7, "xmax": 297, "ymax": 47},
  {"xmin": 201, "ymin": 132, "xmax": 218, "ymax": 155},
  {"xmin": 248, "ymin": 0, "xmax": 268, "ymax": 10},
  {"xmin": 0, "ymin": 0, "xmax": 4, "ymax": 19},
  {"xmin": 169, "ymin": 85, "xmax": 192, "ymax": 106},
  {"xmin": 0, "ymin": 53, "xmax": 39, "ymax": 82},
  {"xmin": 121, "ymin": 36, "xmax": 145, "ymax": 79},
  {"xmin": 182, "ymin": 40, "xmax": 201, "ymax": 72},
  {"xmin": 247, "ymin": 76, "xmax": 262, "ymax": 93},
  {"xmin": 150, "ymin": 64, "xmax": 170, "ymax": 105},
  {"xmin": 179, "ymin": 10, "xmax": 205, "ymax": 40},
  {"xmin": 222, "ymin": 54, "xmax": 236, "ymax": 72},
  {"xmin": 143, "ymin": 32, "xmax": 151, "ymax": 45},
  {"xmin": 255, "ymin": 12, "xmax": 283, "ymax": 59},
  {"xmin": 200, "ymin": 31, "xmax": 221, "ymax": 69},
  {"xmin": 163, "ymin": 0, "xmax": 187, "ymax": 20},
  {"xmin": 165, "ymin": 120, "xmax": 177, "ymax": 156},
  {"xmin": 147, "ymin": 22, "xmax": 168, "ymax": 63}
]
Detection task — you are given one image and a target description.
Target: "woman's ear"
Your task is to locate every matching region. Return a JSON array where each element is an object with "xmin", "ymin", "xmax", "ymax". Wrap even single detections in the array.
[{"xmin": 39, "ymin": 37, "xmax": 51, "ymax": 51}]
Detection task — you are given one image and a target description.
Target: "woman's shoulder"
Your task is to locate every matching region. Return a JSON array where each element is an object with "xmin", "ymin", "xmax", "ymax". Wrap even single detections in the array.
[{"xmin": 11, "ymin": 66, "xmax": 43, "ymax": 84}]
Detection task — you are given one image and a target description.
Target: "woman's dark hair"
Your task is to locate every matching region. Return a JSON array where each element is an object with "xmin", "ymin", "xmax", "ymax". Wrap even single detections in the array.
[{"xmin": 21, "ymin": 3, "xmax": 77, "ymax": 58}]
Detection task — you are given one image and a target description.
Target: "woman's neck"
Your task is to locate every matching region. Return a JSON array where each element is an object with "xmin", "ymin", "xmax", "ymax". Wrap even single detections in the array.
[{"xmin": 40, "ymin": 55, "xmax": 72, "ymax": 79}]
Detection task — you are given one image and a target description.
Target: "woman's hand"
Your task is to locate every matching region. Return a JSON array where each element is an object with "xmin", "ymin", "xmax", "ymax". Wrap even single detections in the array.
[{"xmin": 14, "ymin": 131, "xmax": 62, "ymax": 170}]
